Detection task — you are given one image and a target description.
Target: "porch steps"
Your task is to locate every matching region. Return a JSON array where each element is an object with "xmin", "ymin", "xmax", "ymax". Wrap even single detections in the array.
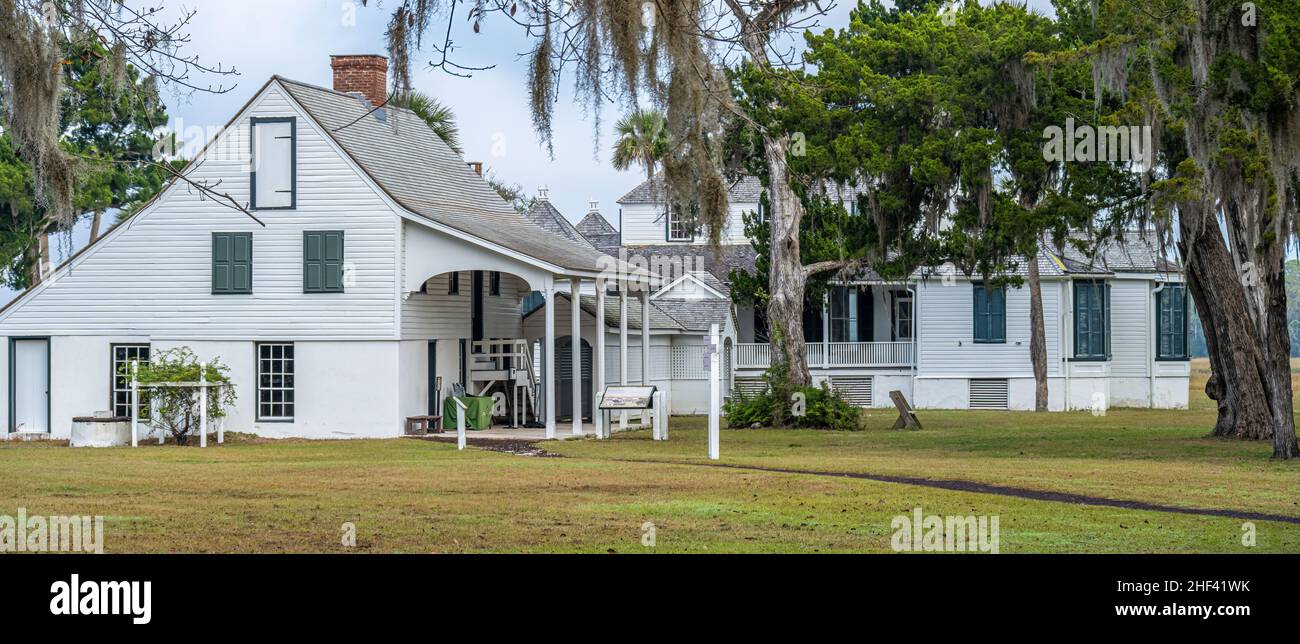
[{"xmin": 468, "ymin": 339, "xmax": 538, "ymax": 427}]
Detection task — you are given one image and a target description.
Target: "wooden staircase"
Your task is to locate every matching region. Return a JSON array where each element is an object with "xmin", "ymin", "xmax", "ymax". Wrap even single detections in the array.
[{"xmin": 468, "ymin": 339, "xmax": 538, "ymax": 427}]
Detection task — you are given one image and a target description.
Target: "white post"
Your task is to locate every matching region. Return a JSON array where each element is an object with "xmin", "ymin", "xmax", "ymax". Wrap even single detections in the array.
[
  {"xmin": 619, "ymin": 285, "xmax": 629, "ymax": 430},
  {"xmin": 594, "ymin": 278, "xmax": 607, "ymax": 439},
  {"xmin": 544, "ymin": 281, "xmax": 557, "ymax": 439},
  {"xmin": 657, "ymin": 390, "xmax": 668, "ymax": 440},
  {"xmin": 641, "ymin": 289, "xmax": 651, "ymax": 427},
  {"xmin": 571, "ymin": 277, "xmax": 583, "ymax": 436},
  {"xmin": 199, "ymin": 362, "xmax": 207, "ymax": 448},
  {"xmin": 822, "ymin": 290, "xmax": 831, "ymax": 368},
  {"xmin": 456, "ymin": 400, "xmax": 466, "ymax": 450},
  {"xmin": 218, "ymin": 416, "xmax": 224, "ymax": 445},
  {"xmin": 708, "ymin": 323, "xmax": 720, "ymax": 460},
  {"xmin": 157, "ymin": 392, "xmax": 165, "ymax": 445},
  {"xmin": 130, "ymin": 361, "xmax": 139, "ymax": 448}
]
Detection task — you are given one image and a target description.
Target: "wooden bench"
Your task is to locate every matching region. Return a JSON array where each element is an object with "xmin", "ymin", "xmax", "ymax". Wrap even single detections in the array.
[{"xmin": 404, "ymin": 415, "xmax": 442, "ymax": 436}]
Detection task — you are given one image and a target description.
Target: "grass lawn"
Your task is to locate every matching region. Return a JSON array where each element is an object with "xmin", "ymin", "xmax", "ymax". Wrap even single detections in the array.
[{"xmin": 0, "ymin": 358, "xmax": 1295, "ymax": 553}]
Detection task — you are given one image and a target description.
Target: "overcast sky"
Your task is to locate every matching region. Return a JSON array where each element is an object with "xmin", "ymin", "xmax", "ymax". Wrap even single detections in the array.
[{"xmin": 5, "ymin": 0, "xmax": 1058, "ymax": 305}]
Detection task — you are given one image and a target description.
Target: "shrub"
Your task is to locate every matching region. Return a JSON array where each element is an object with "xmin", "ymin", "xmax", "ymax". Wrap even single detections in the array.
[
  {"xmin": 128, "ymin": 347, "xmax": 236, "ymax": 445},
  {"xmin": 725, "ymin": 367, "xmax": 862, "ymax": 431}
]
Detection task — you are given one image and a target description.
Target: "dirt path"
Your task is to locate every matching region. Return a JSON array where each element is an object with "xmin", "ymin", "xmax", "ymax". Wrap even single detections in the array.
[
  {"xmin": 422, "ymin": 436, "xmax": 1300, "ymax": 525},
  {"xmin": 604, "ymin": 458, "xmax": 1300, "ymax": 525}
]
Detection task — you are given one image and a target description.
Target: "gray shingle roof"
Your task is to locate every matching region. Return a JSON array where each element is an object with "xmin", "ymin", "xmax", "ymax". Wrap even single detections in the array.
[
  {"xmin": 651, "ymin": 298, "xmax": 733, "ymax": 332},
  {"xmin": 574, "ymin": 211, "xmax": 622, "ymax": 255},
  {"xmin": 576, "ymin": 211, "xmax": 617, "ymax": 236},
  {"xmin": 622, "ymin": 244, "xmax": 758, "ymax": 285},
  {"xmin": 617, "ymin": 175, "xmax": 765, "ymax": 205},
  {"xmin": 524, "ymin": 199, "xmax": 595, "ymax": 249},
  {"xmin": 277, "ymin": 78, "xmax": 619, "ymax": 273},
  {"xmin": 1052, "ymin": 230, "xmax": 1176, "ymax": 274}
]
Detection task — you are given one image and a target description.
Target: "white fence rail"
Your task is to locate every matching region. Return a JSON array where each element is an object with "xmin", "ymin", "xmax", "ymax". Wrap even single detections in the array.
[{"xmin": 735, "ymin": 341, "xmax": 913, "ymax": 369}]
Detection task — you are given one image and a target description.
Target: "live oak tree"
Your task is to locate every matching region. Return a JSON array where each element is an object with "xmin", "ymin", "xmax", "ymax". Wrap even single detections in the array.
[
  {"xmin": 1053, "ymin": 0, "xmax": 1300, "ymax": 457},
  {"xmin": 376, "ymin": 0, "xmax": 840, "ymax": 387},
  {"xmin": 0, "ymin": 0, "xmax": 247, "ymax": 287},
  {"xmin": 0, "ymin": 36, "xmax": 172, "ymax": 290}
]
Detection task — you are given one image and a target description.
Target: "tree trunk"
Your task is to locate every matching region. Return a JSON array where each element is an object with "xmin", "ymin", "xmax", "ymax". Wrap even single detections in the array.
[
  {"xmin": 89, "ymin": 209, "xmax": 103, "ymax": 243},
  {"xmin": 1180, "ymin": 223, "xmax": 1273, "ymax": 440},
  {"xmin": 1026, "ymin": 249, "xmax": 1048, "ymax": 411},
  {"xmin": 28, "ymin": 232, "xmax": 48, "ymax": 286},
  {"xmin": 1260, "ymin": 253, "xmax": 1298, "ymax": 458},
  {"xmin": 763, "ymin": 132, "xmax": 811, "ymax": 387}
]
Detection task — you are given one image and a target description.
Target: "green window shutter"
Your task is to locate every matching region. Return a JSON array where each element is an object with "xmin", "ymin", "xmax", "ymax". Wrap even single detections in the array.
[
  {"xmin": 1157, "ymin": 285, "xmax": 1188, "ymax": 359},
  {"xmin": 1073, "ymin": 280, "xmax": 1109, "ymax": 358},
  {"xmin": 973, "ymin": 284, "xmax": 1005, "ymax": 343},
  {"xmin": 304, "ymin": 231, "xmax": 344, "ymax": 293},
  {"xmin": 212, "ymin": 233, "xmax": 252, "ymax": 294},
  {"xmin": 990, "ymin": 286, "xmax": 1005, "ymax": 342}
]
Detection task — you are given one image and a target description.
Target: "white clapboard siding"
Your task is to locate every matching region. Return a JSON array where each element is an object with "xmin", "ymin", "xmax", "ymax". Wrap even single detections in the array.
[
  {"xmin": 619, "ymin": 202, "xmax": 752, "ymax": 246},
  {"xmin": 0, "ymin": 84, "xmax": 398, "ymax": 340},
  {"xmin": 1109, "ymin": 279, "xmax": 1150, "ymax": 377},
  {"xmin": 483, "ymin": 273, "xmax": 526, "ymax": 339},
  {"xmin": 402, "ymin": 272, "xmax": 470, "ymax": 339},
  {"xmin": 916, "ymin": 280, "xmax": 1060, "ymax": 377}
]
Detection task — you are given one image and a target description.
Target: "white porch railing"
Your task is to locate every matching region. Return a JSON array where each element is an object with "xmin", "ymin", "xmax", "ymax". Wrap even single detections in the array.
[{"xmin": 735, "ymin": 341, "xmax": 914, "ymax": 369}]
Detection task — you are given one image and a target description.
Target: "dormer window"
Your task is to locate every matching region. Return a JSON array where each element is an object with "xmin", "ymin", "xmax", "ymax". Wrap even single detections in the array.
[
  {"xmin": 250, "ymin": 117, "xmax": 296, "ymax": 209},
  {"xmin": 666, "ymin": 203, "xmax": 696, "ymax": 242}
]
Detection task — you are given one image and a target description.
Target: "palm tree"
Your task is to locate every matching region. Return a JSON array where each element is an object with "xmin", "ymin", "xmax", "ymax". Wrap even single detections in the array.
[
  {"xmin": 389, "ymin": 91, "xmax": 461, "ymax": 154},
  {"xmin": 611, "ymin": 109, "xmax": 668, "ymax": 182}
]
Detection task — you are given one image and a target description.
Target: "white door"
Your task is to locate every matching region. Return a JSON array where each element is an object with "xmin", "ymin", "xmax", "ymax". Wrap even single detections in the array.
[{"xmin": 12, "ymin": 339, "xmax": 50, "ymax": 433}]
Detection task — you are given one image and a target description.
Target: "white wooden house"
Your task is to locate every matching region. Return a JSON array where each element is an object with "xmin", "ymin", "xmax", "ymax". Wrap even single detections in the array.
[
  {"xmin": 0, "ymin": 54, "xmax": 1190, "ymax": 441},
  {"xmin": 0, "ymin": 55, "xmax": 664, "ymax": 440},
  {"xmin": 612, "ymin": 176, "xmax": 1191, "ymax": 411}
]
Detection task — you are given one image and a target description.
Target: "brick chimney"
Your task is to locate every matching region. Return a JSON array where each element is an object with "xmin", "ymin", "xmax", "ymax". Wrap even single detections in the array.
[
  {"xmin": 330, "ymin": 55, "xmax": 388, "ymax": 106},
  {"xmin": 466, "ymin": 161, "xmax": 483, "ymax": 176}
]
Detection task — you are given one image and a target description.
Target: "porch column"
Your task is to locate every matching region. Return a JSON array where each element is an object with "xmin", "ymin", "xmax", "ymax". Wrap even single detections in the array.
[
  {"xmin": 822, "ymin": 290, "xmax": 830, "ymax": 368},
  {"xmin": 619, "ymin": 285, "xmax": 629, "ymax": 429},
  {"xmin": 594, "ymin": 278, "xmax": 606, "ymax": 438},
  {"xmin": 571, "ymin": 277, "xmax": 583, "ymax": 436},
  {"xmin": 544, "ymin": 280, "xmax": 557, "ymax": 439},
  {"xmin": 641, "ymin": 288, "xmax": 651, "ymax": 426}
]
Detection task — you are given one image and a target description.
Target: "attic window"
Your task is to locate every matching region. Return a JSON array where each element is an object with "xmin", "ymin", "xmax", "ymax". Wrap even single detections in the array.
[
  {"xmin": 250, "ymin": 117, "xmax": 296, "ymax": 209},
  {"xmin": 667, "ymin": 203, "xmax": 697, "ymax": 242}
]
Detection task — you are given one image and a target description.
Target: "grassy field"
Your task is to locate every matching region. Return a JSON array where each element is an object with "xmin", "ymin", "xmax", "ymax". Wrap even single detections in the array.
[{"xmin": 0, "ymin": 358, "xmax": 1296, "ymax": 553}]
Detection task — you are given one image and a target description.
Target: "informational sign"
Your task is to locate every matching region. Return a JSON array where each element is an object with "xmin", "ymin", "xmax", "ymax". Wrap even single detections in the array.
[{"xmin": 599, "ymin": 385, "xmax": 658, "ymax": 410}]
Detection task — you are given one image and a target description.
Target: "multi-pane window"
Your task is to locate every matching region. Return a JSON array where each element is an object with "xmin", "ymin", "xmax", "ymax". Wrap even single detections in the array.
[
  {"xmin": 667, "ymin": 204, "xmax": 695, "ymax": 241},
  {"xmin": 212, "ymin": 233, "xmax": 253, "ymax": 294},
  {"xmin": 972, "ymin": 283, "xmax": 1006, "ymax": 343},
  {"xmin": 490, "ymin": 271, "xmax": 501, "ymax": 296},
  {"xmin": 1157, "ymin": 284, "xmax": 1189, "ymax": 359},
  {"xmin": 257, "ymin": 343, "xmax": 295, "ymax": 421},
  {"xmin": 250, "ymin": 117, "xmax": 296, "ymax": 209},
  {"xmin": 1074, "ymin": 280, "xmax": 1111, "ymax": 359},
  {"xmin": 894, "ymin": 292, "xmax": 913, "ymax": 340},
  {"xmin": 829, "ymin": 286, "xmax": 859, "ymax": 342},
  {"xmin": 111, "ymin": 344, "xmax": 150, "ymax": 418},
  {"xmin": 303, "ymin": 231, "xmax": 344, "ymax": 293}
]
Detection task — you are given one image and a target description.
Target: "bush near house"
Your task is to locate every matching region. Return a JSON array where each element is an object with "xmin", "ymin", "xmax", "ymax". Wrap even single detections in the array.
[
  {"xmin": 128, "ymin": 347, "xmax": 236, "ymax": 445},
  {"xmin": 725, "ymin": 365, "xmax": 861, "ymax": 431}
]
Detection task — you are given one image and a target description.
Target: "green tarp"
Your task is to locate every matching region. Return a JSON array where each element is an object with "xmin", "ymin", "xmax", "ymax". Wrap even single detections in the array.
[{"xmin": 443, "ymin": 396, "xmax": 493, "ymax": 430}]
